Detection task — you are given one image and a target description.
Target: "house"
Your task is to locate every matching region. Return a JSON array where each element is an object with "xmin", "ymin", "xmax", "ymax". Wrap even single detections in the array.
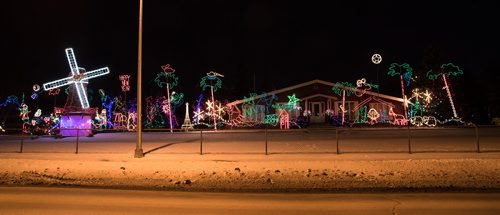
[{"xmin": 226, "ymin": 79, "xmax": 406, "ymax": 126}]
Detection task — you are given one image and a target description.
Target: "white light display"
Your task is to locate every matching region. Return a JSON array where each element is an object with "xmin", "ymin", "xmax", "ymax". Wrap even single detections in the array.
[
  {"xmin": 371, "ymin": 54, "xmax": 382, "ymax": 64},
  {"xmin": 43, "ymin": 48, "xmax": 110, "ymax": 109}
]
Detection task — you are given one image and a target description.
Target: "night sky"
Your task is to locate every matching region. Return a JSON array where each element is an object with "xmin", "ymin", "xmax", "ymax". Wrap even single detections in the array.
[{"xmin": 3, "ymin": 1, "xmax": 500, "ymax": 119}]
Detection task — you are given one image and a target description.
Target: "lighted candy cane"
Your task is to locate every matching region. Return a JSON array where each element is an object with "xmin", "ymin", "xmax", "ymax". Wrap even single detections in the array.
[
  {"xmin": 155, "ymin": 64, "xmax": 178, "ymax": 132},
  {"xmin": 427, "ymin": 63, "xmax": 463, "ymax": 118},
  {"xmin": 200, "ymin": 71, "xmax": 224, "ymax": 131},
  {"xmin": 387, "ymin": 63, "xmax": 413, "ymax": 121}
]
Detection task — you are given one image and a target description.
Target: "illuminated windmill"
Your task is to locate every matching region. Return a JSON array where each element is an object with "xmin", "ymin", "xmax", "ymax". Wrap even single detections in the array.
[{"xmin": 43, "ymin": 48, "xmax": 110, "ymax": 109}]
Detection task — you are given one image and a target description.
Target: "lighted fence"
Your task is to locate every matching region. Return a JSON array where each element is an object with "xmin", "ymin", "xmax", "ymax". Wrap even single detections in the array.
[{"xmin": 0, "ymin": 126, "xmax": 499, "ymax": 155}]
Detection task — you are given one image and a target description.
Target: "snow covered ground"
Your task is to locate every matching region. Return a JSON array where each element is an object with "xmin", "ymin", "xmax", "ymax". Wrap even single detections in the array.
[{"xmin": 0, "ymin": 127, "xmax": 499, "ymax": 192}]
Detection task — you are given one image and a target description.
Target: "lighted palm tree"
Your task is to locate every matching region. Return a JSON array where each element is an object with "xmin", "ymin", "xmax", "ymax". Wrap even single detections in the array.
[
  {"xmin": 426, "ymin": 63, "xmax": 463, "ymax": 118},
  {"xmin": 387, "ymin": 63, "xmax": 413, "ymax": 122}
]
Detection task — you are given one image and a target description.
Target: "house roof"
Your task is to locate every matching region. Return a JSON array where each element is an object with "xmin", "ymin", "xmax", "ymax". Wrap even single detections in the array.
[{"xmin": 226, "ymin": 79, "xmax": 404, "ymax": 106}]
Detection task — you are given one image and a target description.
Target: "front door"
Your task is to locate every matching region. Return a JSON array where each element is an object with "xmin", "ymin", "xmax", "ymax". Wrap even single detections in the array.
[{"xmin": 310, "ymin": 102, "xmax": 325, "ymax": 123}]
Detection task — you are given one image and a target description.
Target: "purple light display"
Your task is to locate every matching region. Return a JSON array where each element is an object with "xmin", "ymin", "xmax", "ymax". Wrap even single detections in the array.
[{"xmin": 59, "ymin": 114, "xmax": 93, "ymax": 136}]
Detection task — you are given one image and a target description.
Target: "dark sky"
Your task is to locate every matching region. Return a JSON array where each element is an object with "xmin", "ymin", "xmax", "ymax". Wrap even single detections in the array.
[{"xmin": 3, "ymin": 0, "xmax": 500, "ymax": 109}]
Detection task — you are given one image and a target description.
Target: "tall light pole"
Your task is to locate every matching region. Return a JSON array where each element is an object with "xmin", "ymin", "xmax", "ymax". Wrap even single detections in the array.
[{"xmin": 134, "ymin": 0, "xmax": 144, "ymax": 158}]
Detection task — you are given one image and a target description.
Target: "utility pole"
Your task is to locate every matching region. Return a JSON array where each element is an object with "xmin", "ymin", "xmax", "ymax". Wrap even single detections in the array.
[{"xmin": 135, "ymin": 0, "xmax": 144, "ymax": 158}]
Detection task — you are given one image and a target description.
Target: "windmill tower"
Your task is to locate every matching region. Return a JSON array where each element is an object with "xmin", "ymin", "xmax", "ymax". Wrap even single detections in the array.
[{"xmin": 181, "ymin": 102, "xmax": 193, "ymax": 131}]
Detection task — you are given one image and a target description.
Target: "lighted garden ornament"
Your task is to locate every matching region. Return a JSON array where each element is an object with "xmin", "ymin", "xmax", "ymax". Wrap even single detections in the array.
[
  {"xmin": 42, "ymin": 48, "xmax": 110, "ymax": 109},
  {"xmin": 200, "ymin": 71, "xmax": 224, "ymax": 131},
  {"xmin": 155, "ymin": 64, "xmax": 178, "ymax": 133},
  {"xmin": 371, "ymin": 54, "xmax": 382, "ymax": 64},
  {"xmin": 387, "ymin": 63, "xmax": 413, "ymax": 125},
  {"xmin": 427, "ymin": 63, "xmax": 463, "ymax": 119}
]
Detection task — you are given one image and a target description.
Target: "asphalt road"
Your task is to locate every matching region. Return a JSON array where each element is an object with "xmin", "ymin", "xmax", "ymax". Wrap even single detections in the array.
[{"xmin": 1, "ymin": 187, "xmax": 499, "ymax": 215}]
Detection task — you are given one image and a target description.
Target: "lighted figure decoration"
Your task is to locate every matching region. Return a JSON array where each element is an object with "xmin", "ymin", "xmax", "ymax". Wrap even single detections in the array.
[
  {"xmin": 98, "ymin": 89, "xmax": 115, "ymax": 128},
  {"xmin": 200, "ymin": 71, "xmax": 224, "ymax": 131},
  {"xmin": 155, "ymin": 64, "xmax": 179, "ymax": 132},
  {"xmin": 371, "ymin": 54, "xmax": 382, "ymax": 64},
  {"xmin": 94, "ymin": 109, "xmax": 108, "ymax": 129},
  {"xmin": 303, "ymin": 110, "xmax": 312, "ymax": 117},
  {"xmin": 42, "ymin": 48, "xmax": 110, "ymax": 109},
  {"xmin": 357, "ymin": 106, "xmax": 367, "ymax": 123},
  {"xmin": 388, "ymin": 63, "xmax": 413, "ymax": 121},
  {"xmin": 355, "ymin": 78, "xmax": 379, "ymax": 97},
  {"xmin": 367, "ymin": 108, "xmax": 380, "ymax": 125},
  {"xmin": 181, "ymin": 102, "xmax": 194, "ymax": 131},
  {"xmin": 257, "ymin": 93, "xmax": 278, "ymax": 114},
  {"xmin": 19, "ymin": 103, "xmax": 30, "ymax": 123},
  {"xmin": 389, "ymin": 107, "xmax": 407, "ymax": 126},
  {"xmin": 427, "ymin": 63, "xmax": 463, "ymax": 119},
  {"xmin": 127, "ymin": 112, "xmax": 137, "ymax": 131}
]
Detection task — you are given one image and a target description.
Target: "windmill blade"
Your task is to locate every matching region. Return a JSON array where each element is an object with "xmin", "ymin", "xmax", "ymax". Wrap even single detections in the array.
[
  {"xmin": 43, "ymin": 77, "xmax": 74, "ymax": 90},
  {"xmin": 74, "ymin": 82, "xmax": 90, "ymax": 109},
  {"xmin": 65, "ymin": 48, "xmax": 80, "ymax": 75},
  {"xmin": 82, "ymin": 67, "xmax": 110, "ymax": 80}
]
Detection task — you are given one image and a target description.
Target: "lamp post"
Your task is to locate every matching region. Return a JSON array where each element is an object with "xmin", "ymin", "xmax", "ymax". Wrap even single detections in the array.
[{"xmin": 134, "ymin": 0, "xmax": 144, "ymax": 158}]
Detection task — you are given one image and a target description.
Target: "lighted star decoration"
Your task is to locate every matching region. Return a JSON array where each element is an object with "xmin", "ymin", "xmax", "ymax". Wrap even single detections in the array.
[
  {"xmin": 205, "ymin": 100, "xmax": 215, "ymax": 112},
  {"xmin": 216, "ymin": 103, "xmax": 225, "ymax": 116},
  {"xmin": 287, "ymin": 94, "xmax": 300, "ymax": 107},
  {"xmin": 423, "ymin": 90, "xmax": 432, "ymax": 104},
  {"xmin": 411, "ymin": 88, "xmax": 423, "ymax": 102},
  {"xmin": 371, "ymin": 54, "xmax": 382, "ymax": 64},
  {"xmin": 193, "ymin": 109, "xmax": 205, "ymax": 122}
]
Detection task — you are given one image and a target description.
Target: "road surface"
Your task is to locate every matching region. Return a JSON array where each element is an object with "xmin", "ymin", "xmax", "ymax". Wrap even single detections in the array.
[{"xmin": 1, "ymin": 187, "xmax": 499, "ymax": 215}]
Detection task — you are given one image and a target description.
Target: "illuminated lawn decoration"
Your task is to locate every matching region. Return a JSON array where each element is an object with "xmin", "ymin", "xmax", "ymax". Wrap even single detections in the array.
[
  {"xmin": 367, "ymin": 108, "xmax": 380, "ymax": 125},
  {"xmin": 119, "ymin": 75, "xmax": 131, "ymax": 92},
  {"xmin": 388, "ymin": 63, "xmax": 413, "ymax": 121},
  {"xmin": 371, "ymin": 54, "xmax": 382, "ymax": 64},
  {"xmin": 181, "ymin": 102, "xmax": 194, "ymax": 131},
  {"xmin": 200, "ymin": 71, "xmax": 224, "ymax": 131},
  {"xmin": 389, "ymin": 107, "xmax": 407, "ymax": 125},
  {"xmin": 355, "ymin": 78, "xmax": 378, "ymax": 97},
  {"xmin": 155, "ymin": 64, "xmax": 178, "ymax": 132},
  {"xmin": 42, "ymin": 48, "xmax": 110, "ymax": 109},
  {"xmin": 427, "ymin": 63, "xmax": 463, "ymax": 118},
  {"xmin": 98, "ymin": 90, "xmax": 115, "ymax": 128},
  {"xmin": 332, "ymin": 82, "xmax": 355, "ymax": 126}
]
